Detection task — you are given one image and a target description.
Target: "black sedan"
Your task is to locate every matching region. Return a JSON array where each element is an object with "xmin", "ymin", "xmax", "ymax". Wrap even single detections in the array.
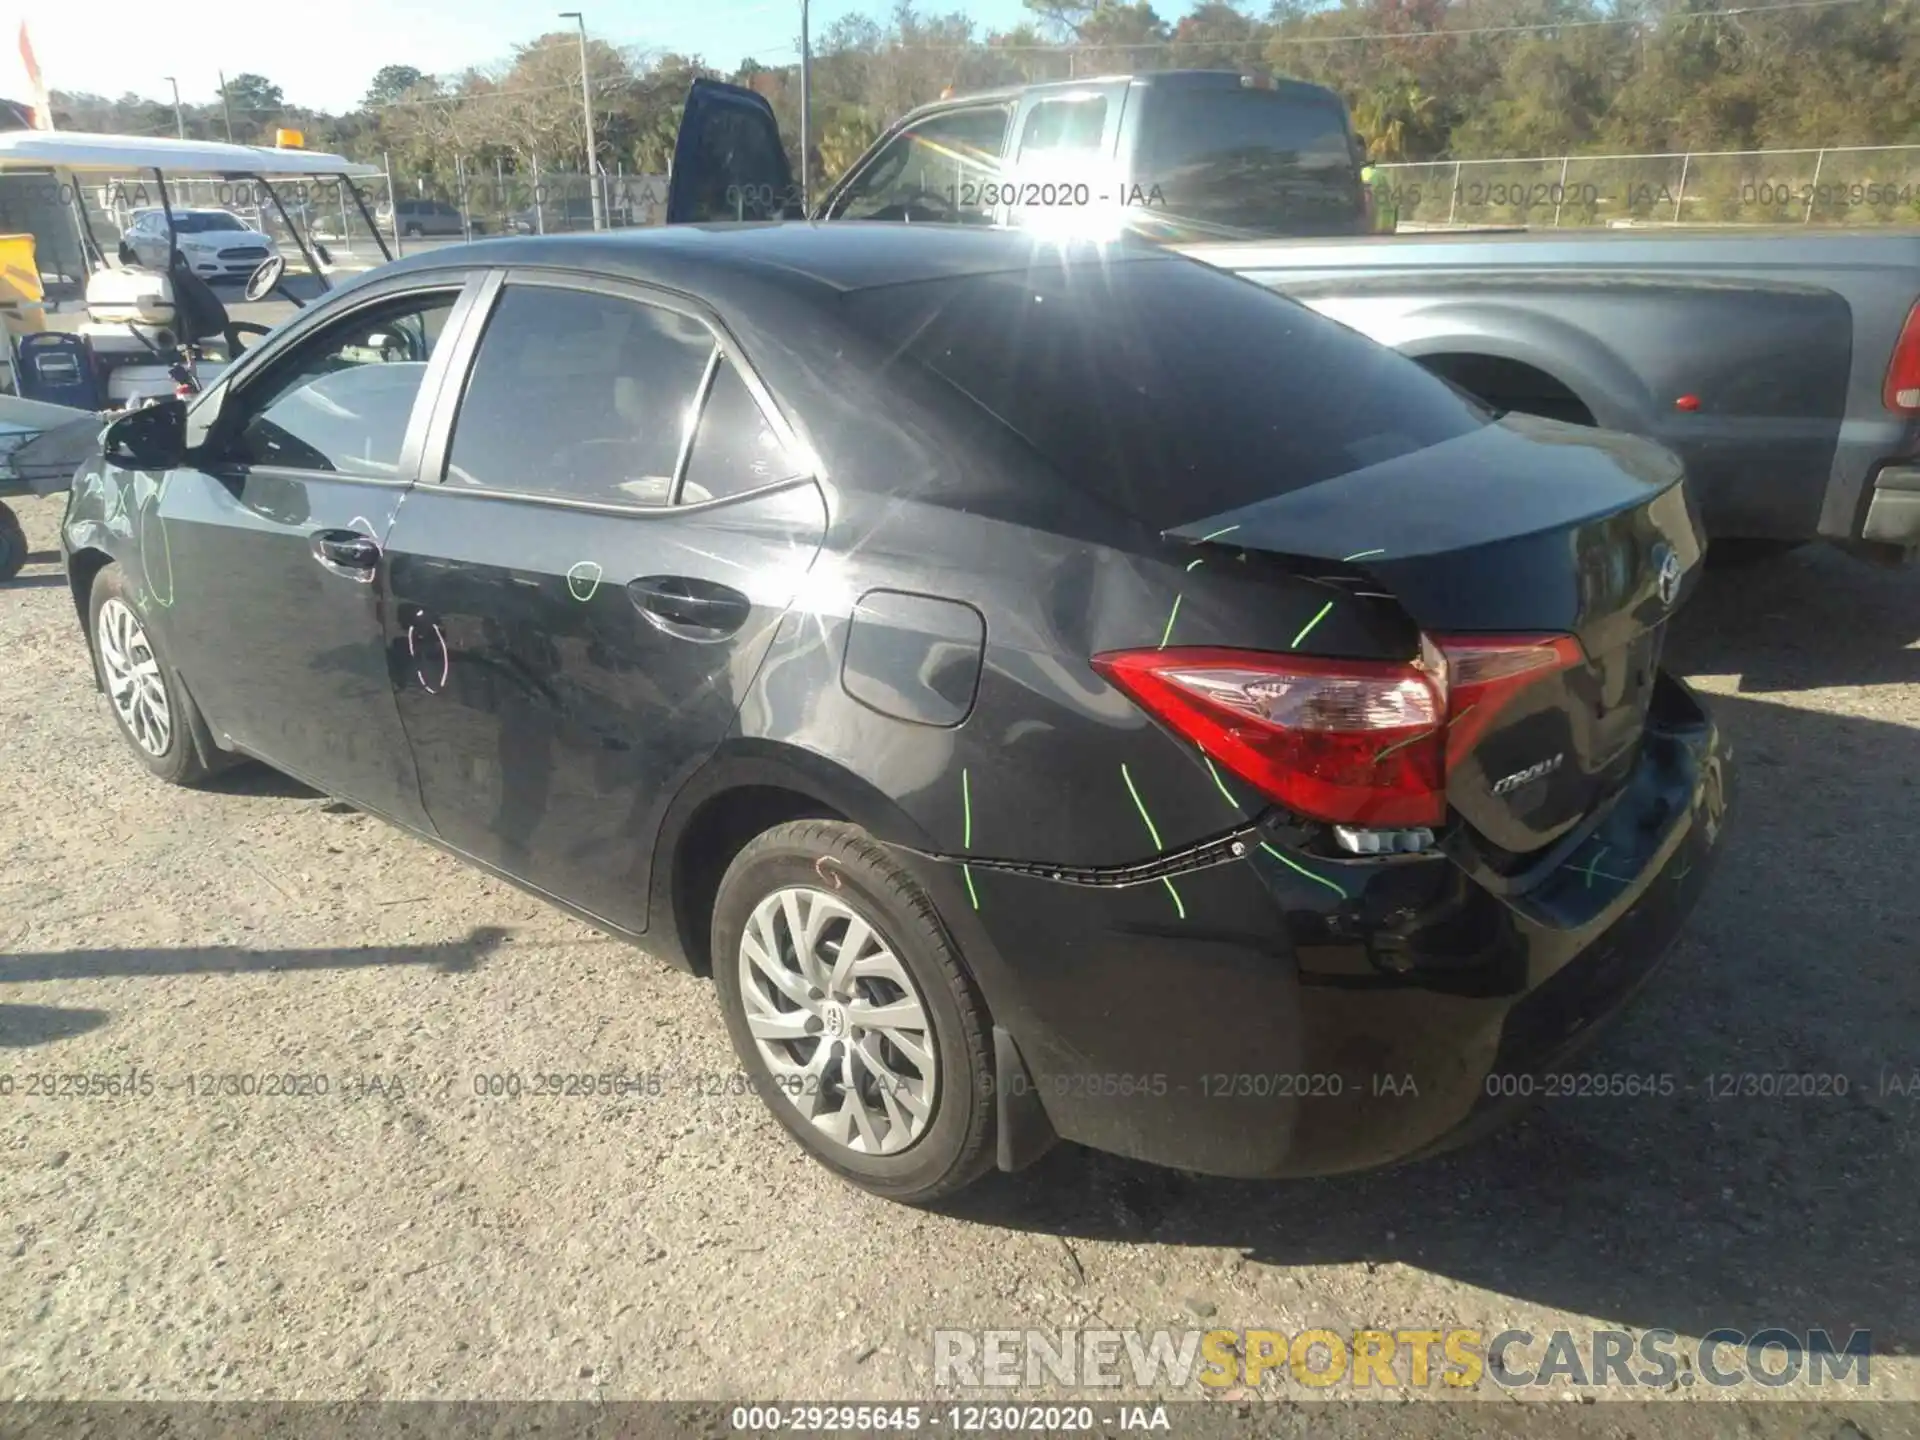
[{"xmin": 59, "ymin": 224, "xmax": 1731, "ymax": 1203}]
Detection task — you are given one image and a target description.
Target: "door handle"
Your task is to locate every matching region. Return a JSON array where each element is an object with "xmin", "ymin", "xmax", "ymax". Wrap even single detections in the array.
[
  {"xmin": 310, "ymin": 528, "xmax": 380, "ymax": 582},
  {"xmin": 628, "ymin": 575, "xmax": 752, "ymax": 639}
]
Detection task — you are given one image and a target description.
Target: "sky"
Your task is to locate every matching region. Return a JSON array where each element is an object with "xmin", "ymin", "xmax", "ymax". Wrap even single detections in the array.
[{"xmin": 17, "ymin": 0, "xmax": 1041, "ymax": 115}]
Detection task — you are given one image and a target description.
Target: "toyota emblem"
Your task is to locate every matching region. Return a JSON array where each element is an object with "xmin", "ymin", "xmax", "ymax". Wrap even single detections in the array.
[{"xmin": 1655, "ymin": 547, "xmax": 1682, "ymax": 609}]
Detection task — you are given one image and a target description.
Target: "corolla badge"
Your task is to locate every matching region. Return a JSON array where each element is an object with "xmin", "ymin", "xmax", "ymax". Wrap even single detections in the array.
[
  {"xmin": 1492, "ymin": 752, "xmax": 1564, "ymax": 796},
  {"xmin": 1654, "ymin": 545, "xmax": 1683, "ymax": 609}
]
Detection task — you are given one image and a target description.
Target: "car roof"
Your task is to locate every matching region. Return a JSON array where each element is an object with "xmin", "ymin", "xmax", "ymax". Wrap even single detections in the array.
[
  {"xmin": 895, "ymin": 68, "xmax": 1351, "ymax": 125},
  {"xmin": 373, "ymin": 222, "xmax": 1181, "ymax": 297}
]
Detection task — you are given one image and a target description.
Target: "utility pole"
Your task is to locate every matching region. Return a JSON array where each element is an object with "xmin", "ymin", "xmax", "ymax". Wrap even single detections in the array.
[
  {"xmin": 799, "ymin": 0, "xmax": 810, "ymax": 212},
  {"xmin": 559, "ymin": 11, "xmax": 604, "ymax": 230},
  {"xmin": 217, "ymin": 70, "xmax": 235, "ymax": 142},
  {"xmin": 164, "ymin": 76, "xmax": 185, "ymax": 138}
]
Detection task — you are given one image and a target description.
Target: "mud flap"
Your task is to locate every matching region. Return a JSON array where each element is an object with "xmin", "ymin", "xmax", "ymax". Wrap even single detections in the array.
[{"xmin": 994, "ymin": 1024, "xmax": 1059, "ymax": 1173}]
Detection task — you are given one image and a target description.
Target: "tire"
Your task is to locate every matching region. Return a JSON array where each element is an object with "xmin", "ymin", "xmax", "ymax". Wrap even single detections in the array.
[
  {"xmin": 710, "ymin": 819, "xmax": 996, "ymax": 1204},
  {"xmin": 87, "ymin": 564, "xmax": 218, "ymax": 786},
  {"xmin": 403, "ymin": 223, "xmax": 423, "ymax": 239},
  {"xmin": 0, "ymin": 504, "xmax": 25, "ymax": 581}
]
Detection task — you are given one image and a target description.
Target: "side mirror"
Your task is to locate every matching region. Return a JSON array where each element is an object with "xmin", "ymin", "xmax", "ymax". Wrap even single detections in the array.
[{"xmin": 103, "ymin": 398, "xmax": 187, "ymax": 471}]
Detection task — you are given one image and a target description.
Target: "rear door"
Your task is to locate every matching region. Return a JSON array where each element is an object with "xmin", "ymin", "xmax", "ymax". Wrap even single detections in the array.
[
  {"xmin": 665, "ymin": 79, "xmax": 799, "ymax": 223},
  {"xmin": 1002, "ymin": 83, "xmax": 1126, "ymax": 229},
  {"xmin": 141, "ymin": 270, "xmax": 486, "ymax": 828},
  {"xmin": 382, "ymin": 268, "xmax": 826, "ymax": 931}
]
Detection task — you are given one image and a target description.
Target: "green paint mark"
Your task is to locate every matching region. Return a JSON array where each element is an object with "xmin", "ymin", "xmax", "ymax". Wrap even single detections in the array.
[
  {"xmin": 1198, "ymin": 524, "xmax": 1240, "ymax": 542},
  {"xmin": 1260, "ymin": 842, "xmax": 1349, "ymax": 901},
  {"xmin": 1342, "ymin": 548, "xmax": 1387, "ymax": 562},
  {"xmin": 1120, "ymin": 762, "xmax": 1165, "ymax": 850},
  {"xmin": 1120, "ymin": 763, "xmax": 1183, "ymax": 919},
  {"xmin": 1158, "ymin": 593, "xmax": 1183, "ymax": 649},
  {"xmin": 566, "ymin": 561, "xmax": 603, "ymax": 602},
  {"xmin": 1185, "ymin": 558, "xmax": 1205, "ymax": 573},
  {"xmin": 1579, "ymin": 846, "xmax": 1617, "ymax": 890},
  {"xmin": 1204, "ymin": 756, "xmax": 1241, "ymax": 812},
  {"xmin": 1290, "ymin": 600, "xmax": 1334, "ymax": 650},
  {"xmin": 1671, "ymin": 860, "xmax": 1694, "ymax": 885},
  {"xmin": 963, "ymin": 865, "xmax": 980, "ymax": 911},
  {"xmin": 961, "ymin": 768, "xmax": 973, "ymax": 849},
  {"xmin": 1371, "ymin": 727, "xmax": 1438, "ymax": 765}
]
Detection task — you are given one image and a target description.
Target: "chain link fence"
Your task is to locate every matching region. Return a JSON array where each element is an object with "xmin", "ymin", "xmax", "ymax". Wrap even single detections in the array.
[
  {"xmin": 377, "ymin": 161, "xmax": 668, "ymax": 247},
  {"xmin": 1375, "ymin": 144, "xmax": 1920, "ymax": 230}
]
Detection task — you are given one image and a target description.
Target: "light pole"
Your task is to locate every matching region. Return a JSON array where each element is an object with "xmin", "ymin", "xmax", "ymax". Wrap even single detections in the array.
[
  {"xmin": 799, "ymin": 0, "xmax": 810, "ymax": 211},
  {"xmin": 558, "ymin": 11, "xmax": 604, "ymax": 231},
  {"xmin": 164, "ymin": 76, "xmax": 185, "ymax": 138}
]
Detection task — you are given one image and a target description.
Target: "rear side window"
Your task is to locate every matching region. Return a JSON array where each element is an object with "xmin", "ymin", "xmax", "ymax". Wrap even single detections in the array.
[
  {"xmin": 445, "ymin": 285, "xmax": 714, "ymax": 507},
  {"xmin": 1019, "ymin": 97, "xmax": 1108, "ymax": 155},
  {"xmin": 1138, "ymin": 88, "xmax": 1362, "ymax": 238},
  {"xmin": 841, "ymin": 260, "xmax": 1487, "ymax": 531},
  {"xmin": 679, "ymin": 359, "xmax": 804, "ymax": 503}
]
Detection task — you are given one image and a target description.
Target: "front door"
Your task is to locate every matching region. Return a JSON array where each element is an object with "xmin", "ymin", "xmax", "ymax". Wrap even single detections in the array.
[
  {"xmin": 665, "ymin": 79, "xmax": 800, "ymax": 223},
  {"xmin": 146, "ymin": 274, "xmax": 480, "ymax": 828},
  {"xmin": 383, "ymin": 269, "xmax": 826, "ymax": 932}
]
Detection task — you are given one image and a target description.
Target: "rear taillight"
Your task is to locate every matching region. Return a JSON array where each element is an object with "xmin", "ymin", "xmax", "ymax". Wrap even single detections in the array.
[
  {"xmin": 1886, "ymin": 298, "xmax": 1920, "ymax": 414},
  {"xmin": 1091, "ymin": 635, "xmax": 1584, "ymax": 829}
]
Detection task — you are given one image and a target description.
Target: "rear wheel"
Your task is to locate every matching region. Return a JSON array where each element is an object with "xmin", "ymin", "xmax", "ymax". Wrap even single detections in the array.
[
  {"xmin": 710, "ymin": 820, "xmax": 995, "ymax": 1204},
  {"xmin": 88, "ymin": 565, "xmax": 217, "ymax": 786}
]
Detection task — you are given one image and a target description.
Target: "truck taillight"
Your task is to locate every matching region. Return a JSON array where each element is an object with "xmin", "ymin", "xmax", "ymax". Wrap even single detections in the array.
[
  {"xmin": 1886, "ymin": 299, "xmax": 1920, "ymax": 414},
  {"xmin": 1091, "ymin": 636, "xmax": 1584, "ymax": 829}
]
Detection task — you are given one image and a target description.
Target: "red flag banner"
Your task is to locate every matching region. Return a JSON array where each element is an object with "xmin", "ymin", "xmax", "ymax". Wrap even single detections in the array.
[{"xmin": 18, "ymin": 22, "xmax": 53, "ymax": 130}]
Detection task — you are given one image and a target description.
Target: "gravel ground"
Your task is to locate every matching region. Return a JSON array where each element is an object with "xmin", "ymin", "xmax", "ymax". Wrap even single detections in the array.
[{"xmin": 3, "ymin": 489, "xmax": 1918, "ymax": 1424}]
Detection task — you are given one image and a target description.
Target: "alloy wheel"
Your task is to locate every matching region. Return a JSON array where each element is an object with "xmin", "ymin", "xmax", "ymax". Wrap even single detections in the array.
[
  {"xmin": 97, "ymin": 596, "xmax": 172, "ymax": 757},
  {"xmin": 737, "ymin": 885, "xmax": 937, "ymax": 1156}
]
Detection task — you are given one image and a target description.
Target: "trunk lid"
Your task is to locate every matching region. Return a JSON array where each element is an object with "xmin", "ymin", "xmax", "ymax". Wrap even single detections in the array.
[{"xmin": 1165, "ymin": 413, "xmax": 1703, "ymax": 857}]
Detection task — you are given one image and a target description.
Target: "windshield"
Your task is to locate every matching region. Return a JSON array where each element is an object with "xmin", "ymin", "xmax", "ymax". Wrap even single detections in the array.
[
  {"xmin": 173, "ymin": 212, "xmax": 248, "ymax": 233},
  {"xmin": 842, "ymin": 258, "xmax": 1490, "ymax": 530}
]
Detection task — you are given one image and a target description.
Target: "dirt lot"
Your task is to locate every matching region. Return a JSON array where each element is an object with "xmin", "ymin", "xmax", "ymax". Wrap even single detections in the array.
[{"xmin": 3, "ymin": 488, "xmax": 1918, "ymax": 1423}]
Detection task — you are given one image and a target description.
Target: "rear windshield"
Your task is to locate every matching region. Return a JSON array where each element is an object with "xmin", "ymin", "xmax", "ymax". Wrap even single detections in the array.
[
  {"xmin": 1138, "ymin": 87, "xmax": 1364, "ymax": 238},
  {"xmin": 842, "ymin": 259, "xmax": 1488, "ymax": 531}
]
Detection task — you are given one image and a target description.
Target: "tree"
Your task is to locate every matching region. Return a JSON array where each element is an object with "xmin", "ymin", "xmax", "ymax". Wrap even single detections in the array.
[
  {"xmin": 219, "ymin": 73, "xmax": 285, "ymax": 141},
  {"xmin": 363, "ymin": 66, "xmax": 426, "ymax": 110}
]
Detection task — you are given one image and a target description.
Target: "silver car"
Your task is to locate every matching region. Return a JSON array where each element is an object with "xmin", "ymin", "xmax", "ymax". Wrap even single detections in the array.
[{"xmin": 119, "ymin": 207, "xmax": 279, "ymax": 282}]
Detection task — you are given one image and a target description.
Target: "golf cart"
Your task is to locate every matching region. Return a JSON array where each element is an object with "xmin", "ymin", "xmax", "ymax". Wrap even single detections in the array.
[
  {"xmin": 0, "ymin": 132, "xmax": 393, "ymax": 579},
  {"xmin": 0, "ymin": 131, "xmax": 390, "ymax": 410}
]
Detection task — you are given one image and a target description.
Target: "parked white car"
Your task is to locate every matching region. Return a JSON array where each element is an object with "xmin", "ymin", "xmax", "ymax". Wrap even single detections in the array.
[{"xmin": 118, "ymin": 207, "xmax": 279, "ymax": 281}]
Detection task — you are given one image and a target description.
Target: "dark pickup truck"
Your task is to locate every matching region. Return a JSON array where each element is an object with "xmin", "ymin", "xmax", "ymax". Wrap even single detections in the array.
[{"xmin": 664, "ymin": 73, "xmax": 1920, "ymax": 560}]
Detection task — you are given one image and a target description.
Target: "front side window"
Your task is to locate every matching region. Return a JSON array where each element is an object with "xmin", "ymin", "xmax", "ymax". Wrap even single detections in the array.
[
  {"xmin": 828, "ymin": 105, "xmax": 1013, "ymax": 225},
  {"xmin": 445, "ymin": 285, "xmax": 715, "ymax": 507},
  {"xmin": 228, "ymin": 291, "xmax": 456, "ymax": 477}
]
